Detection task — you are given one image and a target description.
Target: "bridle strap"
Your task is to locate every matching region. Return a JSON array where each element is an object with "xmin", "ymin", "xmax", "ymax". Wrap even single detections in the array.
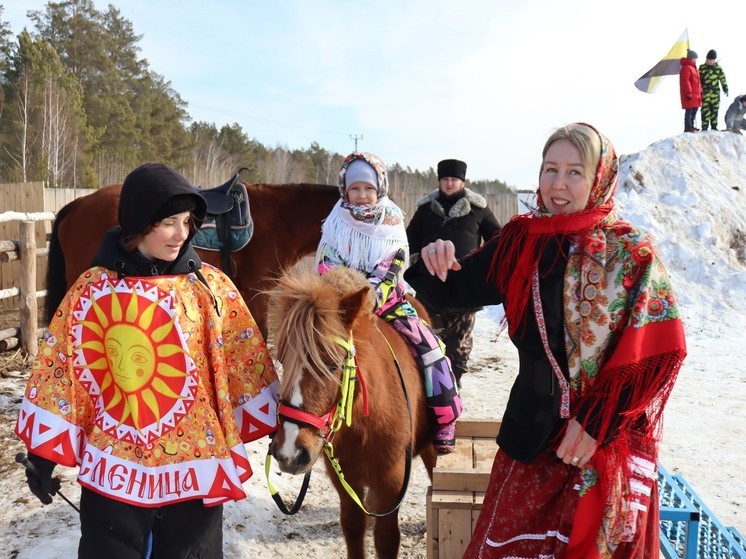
[
  {"xmin": 277, "ymin": 400, "xmax": 334, "ymax": 432},
  {"xmin": 323, "ymin": 326, "xmax": 413, "ymax": 518},
  {"xmin": 331, "ymin": 334, "xmax": 367, "ymax": 430},
  {"xmin": 269, "ymin": 328, "xmax": 412, "ymax": 518}
]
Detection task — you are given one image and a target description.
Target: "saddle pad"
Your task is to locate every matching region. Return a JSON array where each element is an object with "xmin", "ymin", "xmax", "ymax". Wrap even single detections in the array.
[{"xmin": 193, "ymin": 221, "xmax": 253, "ymax": 252}]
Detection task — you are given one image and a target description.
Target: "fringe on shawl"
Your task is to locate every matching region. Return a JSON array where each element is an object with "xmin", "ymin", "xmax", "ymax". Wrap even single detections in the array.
[
  {"xmin": 317, "ymin": 199, "xmax": 409, "ymax": 273},
  {"xmin": 573, "ymin": 333, "xmax": 686, "ymax": 555}
]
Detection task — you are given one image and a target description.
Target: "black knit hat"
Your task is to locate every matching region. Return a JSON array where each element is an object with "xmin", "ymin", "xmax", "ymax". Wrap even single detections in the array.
[
  {"xmin": 119, "ymin": 163, "xmax": 207, "ymax": 239},
  {"xmin": 437, "ymin": 159, "xmax": 467, "ymax": 181},
  {"xmin": 151, "ymin": 194, "xmax": 198, "ymax": 224},
  {"xmin": 707, "ymin": 49, "xmax": 717, "ymax": 60},
  {"xmin": 687, "ymin": 49, "xmax": 698, "ymax": 60}
]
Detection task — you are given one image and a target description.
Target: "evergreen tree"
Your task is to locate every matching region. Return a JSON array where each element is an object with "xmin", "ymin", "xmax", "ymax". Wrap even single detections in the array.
[
  {"xmin": 27, "ymin": 0, "xmax": 189, "ymax": 183},
  {"xmin": 0, "ymin": 5, "xmax": 13, "ymax": 166},
  {"xmin": 306, "ymin": 141, "xmax": 342, "ymax": 185},
  {"xmin": 0, "ymin": 6, "xmax": 13, "ymax": 79},
  {"xmin": 0, "ymin": 2, "xmax": 513, "ymax": 198},
  {"xmin": 1, "ymin": 30, "xmax": 90, "ymax": 187}
]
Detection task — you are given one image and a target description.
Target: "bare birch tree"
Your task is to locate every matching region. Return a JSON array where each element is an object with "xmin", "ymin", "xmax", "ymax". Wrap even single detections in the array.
[{"xmin": 5, "ymin": 71, "xmax": 33, "ymax": 182}]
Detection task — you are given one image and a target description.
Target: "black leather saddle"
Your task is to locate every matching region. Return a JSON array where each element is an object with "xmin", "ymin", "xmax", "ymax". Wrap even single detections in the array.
[{"xmin": 192, "ymin": 168, "xmax": 254, "ymax": 276}]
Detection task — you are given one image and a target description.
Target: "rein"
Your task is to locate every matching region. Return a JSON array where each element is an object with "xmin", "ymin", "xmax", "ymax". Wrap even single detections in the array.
[
  {"xmin": 266, "ymin": 326, "xmax": 414, "ymax": 517},
  {"xmin": 324, "ymin": 326, "xmax": 414, "ymax": 518}
]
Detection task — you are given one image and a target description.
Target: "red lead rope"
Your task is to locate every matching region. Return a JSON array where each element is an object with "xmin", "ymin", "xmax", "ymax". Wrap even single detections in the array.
[{"xmin": 355, "ymin": 355, "xmax": 369, "ymax": 417}]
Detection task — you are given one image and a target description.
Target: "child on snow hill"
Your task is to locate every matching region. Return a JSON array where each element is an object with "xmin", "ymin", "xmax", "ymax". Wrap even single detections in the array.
[
  {"xmin": 316, "ymin": 151, "xmax": 463, "ymax": 453},
  {"xmin": 680, "ymin": 49, "xmax": 702, "ymax": 132},
  {"xmin": 16, "ymin": 163, "xmax": 280, "ymax": 559},
  {"xmin": 699, "ymin": 49, "xmax": 728, "ymax": 131}
]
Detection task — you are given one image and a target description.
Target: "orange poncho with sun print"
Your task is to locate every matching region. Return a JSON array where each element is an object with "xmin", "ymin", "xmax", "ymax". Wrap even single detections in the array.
[{"xmin": 16, "ymin": 264, "xmax": 279, "ymax": 507}]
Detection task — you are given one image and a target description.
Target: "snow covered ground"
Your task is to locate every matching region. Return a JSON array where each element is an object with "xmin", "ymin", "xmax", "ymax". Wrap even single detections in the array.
[{"xmin": 0, "ymin": 130, "xmax": 744, "ymax": 557}]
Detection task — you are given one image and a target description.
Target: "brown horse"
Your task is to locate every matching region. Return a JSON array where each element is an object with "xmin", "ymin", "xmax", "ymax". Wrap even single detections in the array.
[
  {"xmin": 45, "ymin": 182, "xmax": 339, "ymax": 336},
  {"xmin": 267, "ymin": 266, "xmax": 436, "ymax": 559}
]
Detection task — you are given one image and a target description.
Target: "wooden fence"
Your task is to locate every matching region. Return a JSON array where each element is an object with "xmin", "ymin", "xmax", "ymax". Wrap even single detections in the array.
[
  {"xmin": 0, "ymin": 220, "xmax": 49, "ymax": 356},
  {"xmin": 0, "ymin": 183, "xmax": 92, "ymax": 310}
]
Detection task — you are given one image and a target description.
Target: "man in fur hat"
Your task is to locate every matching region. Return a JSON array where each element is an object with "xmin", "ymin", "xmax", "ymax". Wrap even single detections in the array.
[{"xmin": 406, "ymin": 159, "xmax": 500, "ymax": 388}]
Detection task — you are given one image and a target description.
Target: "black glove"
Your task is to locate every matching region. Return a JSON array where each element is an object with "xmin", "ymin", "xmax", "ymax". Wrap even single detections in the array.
[
  {"xmin": 22, "ymin": 452, "xmax": 60, "ymax": 505},
  {"xmin": 383, "ymin": 248, "xmax": 407, "ymax": 284}
]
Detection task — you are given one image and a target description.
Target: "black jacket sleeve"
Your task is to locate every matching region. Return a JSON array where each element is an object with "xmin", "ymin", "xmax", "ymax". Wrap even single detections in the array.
[
  {"xmin": 480, "ymin": 207, "xmax": 501, "ymax": 243},
  {"xmin": 404, "ymin": 234, "xmax": 503, "ymax": 312},
  {"xmin": 405, "ymin": 206, "xmax": 425, "ymax": 257}
]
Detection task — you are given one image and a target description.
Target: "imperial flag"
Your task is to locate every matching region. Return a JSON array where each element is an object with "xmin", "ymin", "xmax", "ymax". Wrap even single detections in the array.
[{"xmin": 634, "ymin": 29, "xmax": 689, "ymax": 93}]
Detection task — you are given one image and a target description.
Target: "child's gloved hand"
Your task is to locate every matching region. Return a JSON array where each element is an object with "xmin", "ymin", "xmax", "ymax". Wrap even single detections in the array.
[
  {"xmin": 373, "ymin": 248, "xmax": 407, "ymax": 309},
  {"xmin": 382, "ymin": 248, "xmax": 406, "ymax": 284},
  {"xmin": 18, "ymin": 452, "xmax": 60, "ymax": 505}
]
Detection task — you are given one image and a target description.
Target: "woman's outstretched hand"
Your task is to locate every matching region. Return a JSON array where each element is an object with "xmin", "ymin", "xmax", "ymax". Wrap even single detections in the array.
[{"xmin": 421, "ymin": 240, "xmax": 461, "ymax": 281}]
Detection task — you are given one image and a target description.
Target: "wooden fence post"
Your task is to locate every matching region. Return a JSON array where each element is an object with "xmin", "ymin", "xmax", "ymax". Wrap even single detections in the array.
[{"xmin": 19, "ymin": 220, "xmax": 38, "ymax": 358}]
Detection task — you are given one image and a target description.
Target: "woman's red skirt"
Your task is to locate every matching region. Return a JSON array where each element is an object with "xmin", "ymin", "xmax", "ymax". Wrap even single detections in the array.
[{"xmin": 463, "ymin": 449, "xmax": 660, "ymax": 559}]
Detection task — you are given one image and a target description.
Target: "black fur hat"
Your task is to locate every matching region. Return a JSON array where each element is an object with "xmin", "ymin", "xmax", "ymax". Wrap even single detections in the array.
[
  {"xmin": 437, "ymin": 159, "xmax": 467, "ymax": 181},
  {"xmin": 707, "ymin": 49, "xmax": 717, "ymax": 60}
]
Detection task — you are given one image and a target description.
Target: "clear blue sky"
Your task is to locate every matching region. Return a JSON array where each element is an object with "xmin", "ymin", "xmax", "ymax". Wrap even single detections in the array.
[{"xmin": 4, "ymin": 1, "xmax": 745, "ymax": 189}]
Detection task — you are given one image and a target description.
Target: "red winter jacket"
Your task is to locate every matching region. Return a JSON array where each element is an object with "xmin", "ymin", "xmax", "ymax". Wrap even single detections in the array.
[{"xmin": 679, "ymin": 58, "xmax": 702, "ymax": 109}]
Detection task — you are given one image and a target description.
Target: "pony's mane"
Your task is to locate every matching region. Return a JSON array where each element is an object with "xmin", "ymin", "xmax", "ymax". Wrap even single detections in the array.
[{"xmin": 268, "ymin": 266, "xmax": 374, "ymax": 386}]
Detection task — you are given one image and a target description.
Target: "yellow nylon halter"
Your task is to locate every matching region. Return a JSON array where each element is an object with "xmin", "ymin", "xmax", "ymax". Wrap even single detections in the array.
[
  {"xmin": 268, "ymin": 327, "xmax": 410, "ymax": 518},
  {"xmin": 330, "ymin": 333, "xmax": 358, "ymax": 432}
]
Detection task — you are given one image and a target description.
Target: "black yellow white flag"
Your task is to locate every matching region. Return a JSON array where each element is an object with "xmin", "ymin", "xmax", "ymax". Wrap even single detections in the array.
[{"xmin": 634, "ymin": 29, "xmax": 689, "ymax": 93}]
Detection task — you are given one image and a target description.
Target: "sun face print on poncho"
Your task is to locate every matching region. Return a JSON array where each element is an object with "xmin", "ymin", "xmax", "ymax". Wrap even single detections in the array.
[{"xmin": 72, "ymin": 275, "xmax": 198, "ymax": 446}]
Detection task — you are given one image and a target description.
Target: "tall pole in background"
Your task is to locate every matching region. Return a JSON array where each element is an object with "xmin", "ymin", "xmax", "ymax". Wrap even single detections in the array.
[{"xmin": 350, "ymin": 134, "xmax": 363, "ymax": 152}]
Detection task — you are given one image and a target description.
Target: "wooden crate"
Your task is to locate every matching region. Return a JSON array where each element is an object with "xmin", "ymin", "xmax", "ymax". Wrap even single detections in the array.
[{"xmin": 426, "ymin": 419, "xmax": 501, "ymax": 559}]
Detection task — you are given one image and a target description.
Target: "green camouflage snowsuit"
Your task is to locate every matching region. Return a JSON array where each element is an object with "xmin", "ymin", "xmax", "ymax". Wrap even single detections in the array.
[{"xmin": 699, "ymin": 62, "xmax": 728, "ymax": 130}]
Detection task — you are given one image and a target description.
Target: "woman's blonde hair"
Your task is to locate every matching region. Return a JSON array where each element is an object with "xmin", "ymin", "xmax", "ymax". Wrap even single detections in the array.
[{"xmin": 540, "ymin": 123, "xmax": 602, "ymax": 185}]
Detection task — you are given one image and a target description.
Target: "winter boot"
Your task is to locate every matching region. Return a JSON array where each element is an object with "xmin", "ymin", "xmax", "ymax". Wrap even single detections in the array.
[{"xmin": 434, "ymin": 421, "xmax": 456, "ymax": 454}]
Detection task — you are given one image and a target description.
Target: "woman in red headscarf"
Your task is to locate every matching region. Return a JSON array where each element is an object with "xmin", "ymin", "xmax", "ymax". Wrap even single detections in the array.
[{"xmin": 405, "ymin": 123, "xmax": 687, "ymax": 558}]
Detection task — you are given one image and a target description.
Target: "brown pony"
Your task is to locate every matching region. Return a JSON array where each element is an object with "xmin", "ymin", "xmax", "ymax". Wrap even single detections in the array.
[
  {"xmin": 45, "ymin": 182, "xmax": 339, "ymax": 336},
  {"xmin": 267, "ymin": 265, "xmax": 436, "ymax": 559}
]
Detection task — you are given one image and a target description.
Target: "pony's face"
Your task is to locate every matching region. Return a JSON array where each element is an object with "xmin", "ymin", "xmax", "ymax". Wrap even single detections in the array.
[
  {"xmin": 269, "ymin": 342, "xmax": 346, "ymax": 475},
  {"xmin": 267, "ymin": 266, "xmax": 373, "ymax": 475}
]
